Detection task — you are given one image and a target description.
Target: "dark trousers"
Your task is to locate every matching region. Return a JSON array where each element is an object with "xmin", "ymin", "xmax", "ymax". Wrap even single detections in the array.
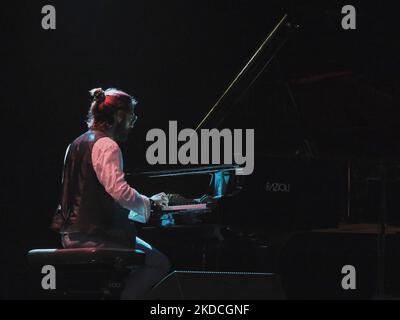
[{"xmin": 61, "ymin": 233, "xmax": 171, "ymax": 299}]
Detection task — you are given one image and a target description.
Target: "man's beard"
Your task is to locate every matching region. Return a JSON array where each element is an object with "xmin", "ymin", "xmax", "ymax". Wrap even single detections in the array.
[{"xmin": 114, "ymin": 121, "xmax": 131, "ymax": 143}]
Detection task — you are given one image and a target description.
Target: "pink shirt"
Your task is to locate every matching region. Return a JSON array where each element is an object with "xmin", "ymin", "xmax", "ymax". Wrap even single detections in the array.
[{"xmin": 65, "ymin": 137, "xmax": 151, "ymax": 224}]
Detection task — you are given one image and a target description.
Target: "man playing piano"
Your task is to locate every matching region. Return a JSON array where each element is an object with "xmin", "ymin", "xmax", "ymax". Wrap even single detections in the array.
[{"xmin": 51, "ymin": 87, "xmax": 171, "ymax": 299}]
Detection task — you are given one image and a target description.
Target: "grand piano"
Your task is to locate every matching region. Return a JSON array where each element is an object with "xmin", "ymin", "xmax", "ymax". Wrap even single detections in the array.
[
  {"xmin": 127, "ymin": 160, "xmax": 345, "ymax": 272},
  {"xmin": 124, "ymin": 15, "xmax": 348, "ymax": 278},
  {"xmin": 127, "ymin": 164, "xmax": 243, "ymax": 271}
]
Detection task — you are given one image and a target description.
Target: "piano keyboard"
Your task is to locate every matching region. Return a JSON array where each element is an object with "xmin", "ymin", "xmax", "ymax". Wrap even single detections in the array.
[{"xmin": 162, "ymin": 203, "xmax": 208, "ymax": 212}]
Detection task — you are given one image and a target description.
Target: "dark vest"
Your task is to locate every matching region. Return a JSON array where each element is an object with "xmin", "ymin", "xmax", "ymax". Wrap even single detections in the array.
[{"xmin": 54, "ymin": 130, "xmax": 136, "ymax": 247}]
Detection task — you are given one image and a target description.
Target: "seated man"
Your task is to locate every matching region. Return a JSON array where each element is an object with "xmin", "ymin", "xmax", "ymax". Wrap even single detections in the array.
[{"xmin": 51, "ymin": 87, "xmax": 170, "ymax": 299}]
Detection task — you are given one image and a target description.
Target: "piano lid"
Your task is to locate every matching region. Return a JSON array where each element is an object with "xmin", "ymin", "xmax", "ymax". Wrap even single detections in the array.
[{"xmin": 194, "ymin": 14, "xmax": 299, "ymax": 133}]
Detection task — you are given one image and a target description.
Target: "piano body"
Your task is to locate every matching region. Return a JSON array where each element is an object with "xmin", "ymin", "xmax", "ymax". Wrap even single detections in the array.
[
  {"xmin": 127, "ymin": 158, "xmax": 345, "ymax": 273},
  {"xmin": 128, "ymin": 164, "xmax": 242, "ymax": 227},
  {"xmin": 127, "ymin": 165, "xmax": 244, "ymax": 270},
  {"xmin": 125, "ymin": 14, "xmax": 347, "ymax": 279},
  {"xmin": 121, "ymin": 9, "xmax": 400, "ymax": 299}
]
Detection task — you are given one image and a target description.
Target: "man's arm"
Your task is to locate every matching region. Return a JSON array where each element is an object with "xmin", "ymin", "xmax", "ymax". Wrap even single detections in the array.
[{"xmin": 91, "ymin": 137, "xmax": 151, "ymax": 223}]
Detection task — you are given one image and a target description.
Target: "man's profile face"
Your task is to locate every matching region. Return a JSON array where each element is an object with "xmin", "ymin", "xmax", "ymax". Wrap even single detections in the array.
[{"xmin": 114, "ymin": 108, "xmax": 137, "ymax": 142}]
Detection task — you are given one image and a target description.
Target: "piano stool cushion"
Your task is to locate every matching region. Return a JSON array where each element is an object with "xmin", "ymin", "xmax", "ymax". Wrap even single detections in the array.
[{"xmin": 27, "ymin": 248, "xmax": 145, "ymax": 268}]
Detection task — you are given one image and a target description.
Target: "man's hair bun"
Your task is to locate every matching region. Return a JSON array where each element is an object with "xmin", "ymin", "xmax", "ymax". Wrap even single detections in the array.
[{"xmin": 89, "ymin": 88, "xmax": 106, "ymax": 103}]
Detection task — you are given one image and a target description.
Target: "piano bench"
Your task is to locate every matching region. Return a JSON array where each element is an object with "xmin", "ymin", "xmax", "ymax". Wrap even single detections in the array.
[{"xmin": 27, "ymin": 248, "xmax": 145, "ymax": 300}]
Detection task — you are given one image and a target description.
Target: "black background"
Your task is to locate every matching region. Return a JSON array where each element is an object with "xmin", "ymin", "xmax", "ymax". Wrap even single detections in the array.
[{"xmin": 0, "ymin": 0, "xmax": 399, "ymax": 299}]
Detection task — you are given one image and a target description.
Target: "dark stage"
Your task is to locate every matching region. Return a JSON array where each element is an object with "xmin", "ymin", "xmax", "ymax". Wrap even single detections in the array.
[{"xmin": 1, "ymin": 0, "xmax": 400, "ymax": 301}]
